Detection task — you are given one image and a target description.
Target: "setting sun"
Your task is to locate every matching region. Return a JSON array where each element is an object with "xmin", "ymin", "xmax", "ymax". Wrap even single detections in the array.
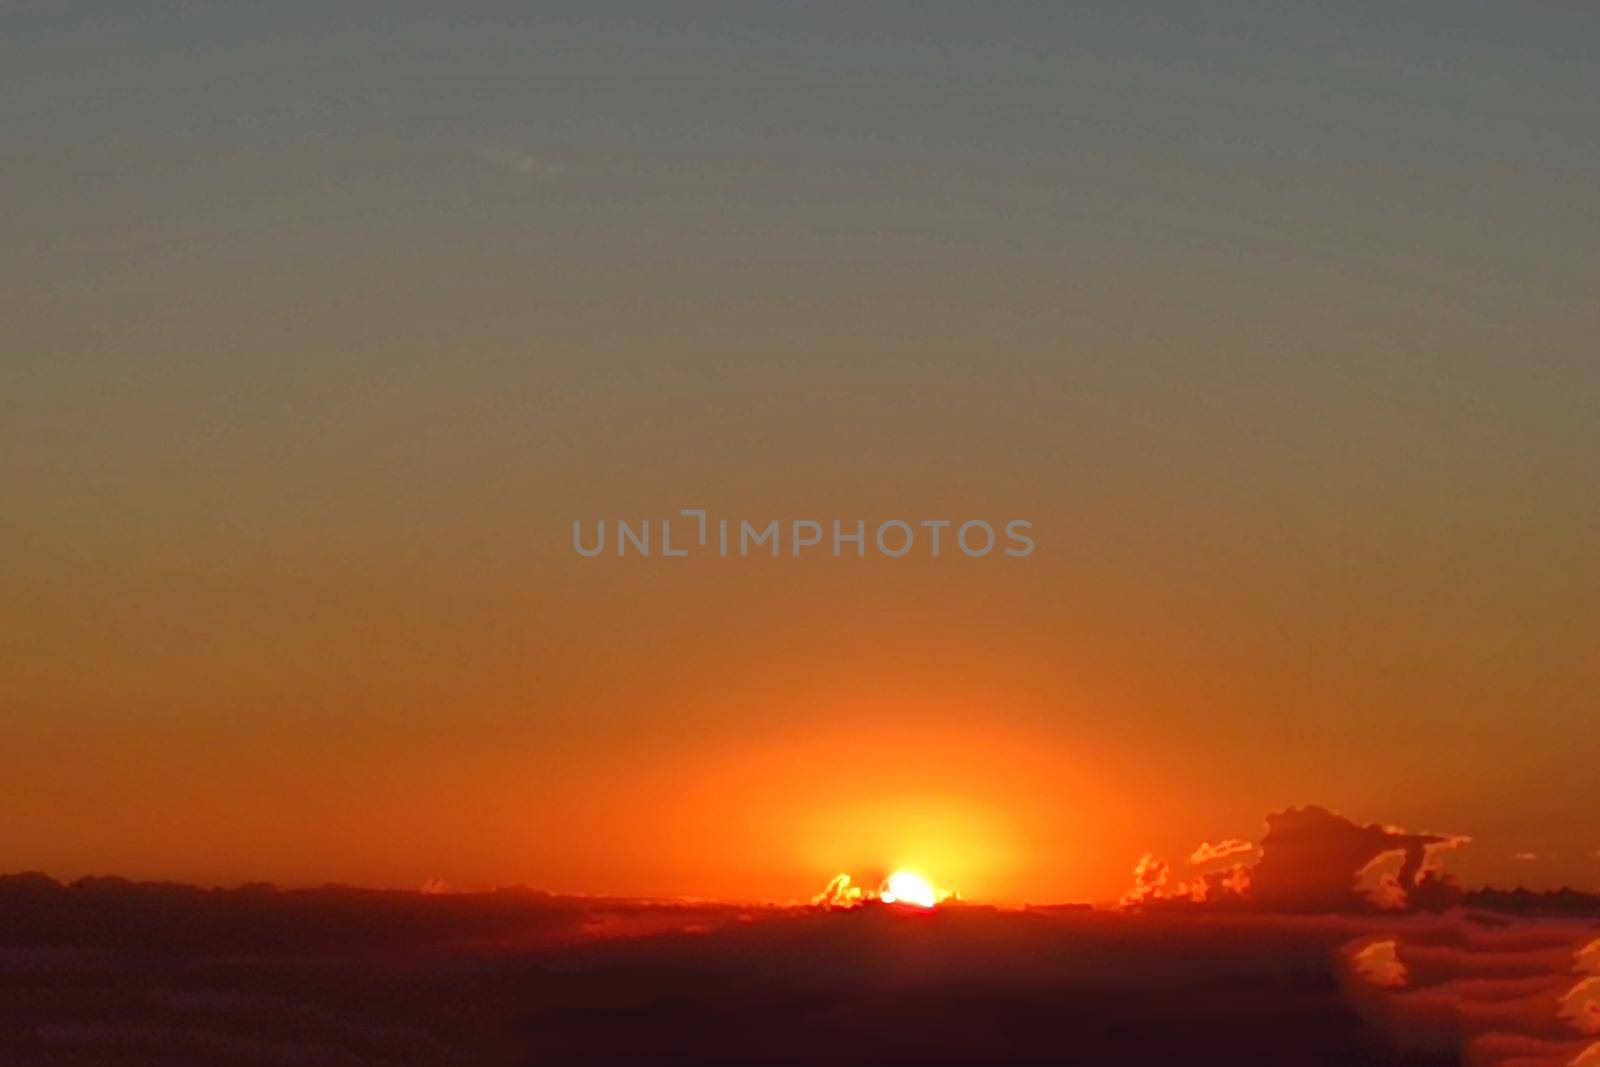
[{"xmin": 880, "ymin": 870, "xmax": 939, "ymax": 909}]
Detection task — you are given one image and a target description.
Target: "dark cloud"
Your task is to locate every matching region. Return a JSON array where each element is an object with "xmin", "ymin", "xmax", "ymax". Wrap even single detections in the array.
[
  {"xmin": 1340, "ymin": 916, "xmax": 1600, "ymax": 1067},
  {"xmin": 1123, "ymin": 806, "xmax": 1476, "ymax": 914},
  {"xmin": 4, "ymin": 809, "xmax": 1598, "ymax": 1066},
  {"xmin": 0, "ymin": 869, "xmax": 1453, "ymax": 1066},
  {"xmin": 1252, "ymin": 806, "xmax": 1470, "ymax": 913}
]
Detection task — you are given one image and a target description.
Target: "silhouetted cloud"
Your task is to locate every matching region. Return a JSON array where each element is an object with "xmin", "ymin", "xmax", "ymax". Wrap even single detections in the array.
[
  {"xmin": 1340, "ymin": 913, "xmax": 1600, "ymax": 1067},
  {"xmin": 1122, "ymin": 805, "xmax": 1479, "ymax": 914},
  {"xmin": 5, "ymin": 845, "xmax": 1600, "ymax": 1066},
  {"xmin": 1251, "ymin": 806, "xmax": 1470, "ymax": 913}
]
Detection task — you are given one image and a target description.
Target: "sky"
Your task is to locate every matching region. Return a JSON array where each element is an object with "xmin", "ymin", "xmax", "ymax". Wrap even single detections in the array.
[{"xmin": 2, "ymin": 1, "xmax": 1597, "ymax": 904}]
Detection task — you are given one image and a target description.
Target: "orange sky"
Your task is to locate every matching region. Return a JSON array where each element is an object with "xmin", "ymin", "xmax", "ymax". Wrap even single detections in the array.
[
  {"xmin": 3, "ymin": 4, "xmax": 1597, "ymax": 904},
  {"xmin": 4, "ymin": 505, "xmax": 1594, "ymax": 902}
]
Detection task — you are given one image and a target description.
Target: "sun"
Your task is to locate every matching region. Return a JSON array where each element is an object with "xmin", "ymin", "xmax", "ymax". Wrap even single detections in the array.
[
  {"xmin": 810, "ymin": 869, "xmax": 954, "ymax": 909},
  {"xmin": 880, "ymin": 870, "xmax": 939, "ymax": 909}
]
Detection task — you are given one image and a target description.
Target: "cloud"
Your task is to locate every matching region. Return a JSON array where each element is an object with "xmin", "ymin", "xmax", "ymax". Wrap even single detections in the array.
[
  {"xmin": 1121, "ymin": 806, "xmax": 1474, "ymax": 914},
  {"xmin": 1120, "ymin": 851, "xmax": 1250, "ymax": 907},
  {"xmin": 5, "ymin": 862, "xmax": 1599, "ymax": 1066},
  {"xmin": 1119, "ymin": 854, "xmax": 1172, "ymax": 907},
  {"xmin": 1561, "ymin": 979, "xmax": 1600, "ymax": 1036},
  {"xmin": 1350, "ymin": 938, "xmax": 1408, "ymax": 988},
  {"xmin": 1356, "ymin": 849, "xmax": 1412, "ymax": 911},
  {"xmin": 1578, "ymin": 941, "xmax": 1600, "ymax": 977},
  {"xmin": 1190, "ymin": 839, "xmax": 1255, "ymax": 867},
  {"xmin": 477, "ymin": 146, "xmax": 566, "ymax": 180},
  {"xmin": 1251, "ymin": 806, "xmax": 1470, "ymax": 913},
  {"xmin": 1337, "ymin": 910, "xmax": 1600, "ymax": 1067},
  {"xmin": 811, "ymin": 873, "xmax": 865, "ymax": 909}
]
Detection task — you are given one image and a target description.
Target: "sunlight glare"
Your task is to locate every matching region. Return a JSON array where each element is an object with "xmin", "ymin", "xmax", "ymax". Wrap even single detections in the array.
[{"xmin": 880, "ymin": 870, "xmax": 938, "ymax": 908}]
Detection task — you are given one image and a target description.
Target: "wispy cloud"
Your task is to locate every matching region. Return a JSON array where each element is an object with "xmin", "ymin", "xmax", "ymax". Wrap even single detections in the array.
[
  {"xmin": 1190, "ymin": 839, "xmax": 1255, "ymax": 867},
  {"xmin": 477, "ymin": 146, "xmax": 567, "ymax": 180}
]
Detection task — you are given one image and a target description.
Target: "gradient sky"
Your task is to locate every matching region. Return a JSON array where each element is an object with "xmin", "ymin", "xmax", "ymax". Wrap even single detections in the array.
[{"xmin": 3, "ymin": 1, "xmax": 1597, "ymax": 903}]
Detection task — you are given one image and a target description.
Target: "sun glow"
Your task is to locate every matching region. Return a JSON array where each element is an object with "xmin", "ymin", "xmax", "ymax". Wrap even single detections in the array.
[
  {"xmin": 810, "ymin": 870, "xmax": 955, "ymax": 909},
  {"xmin": 880, "ymin": 870, "xmax": 939, "ymax": 909}
]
